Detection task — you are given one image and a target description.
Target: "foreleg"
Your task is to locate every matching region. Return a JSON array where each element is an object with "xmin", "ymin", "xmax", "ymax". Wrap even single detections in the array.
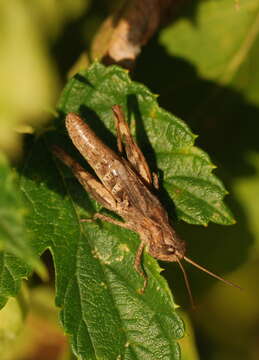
[{"xmin": 134, "ymin": 241, "xmax": 148, "ymax": 293}]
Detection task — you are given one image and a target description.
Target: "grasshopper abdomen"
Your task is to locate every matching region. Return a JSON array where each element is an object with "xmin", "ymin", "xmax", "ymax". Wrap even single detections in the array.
[{"xmin": 66, "ymin": 113, "xmax": 127, "ymax": 200}]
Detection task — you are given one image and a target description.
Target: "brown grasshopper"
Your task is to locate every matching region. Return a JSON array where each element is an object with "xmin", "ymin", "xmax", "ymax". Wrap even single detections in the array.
[{"xmin": 53, "ymin": 105, "xmax": 239, "ymax": 303}]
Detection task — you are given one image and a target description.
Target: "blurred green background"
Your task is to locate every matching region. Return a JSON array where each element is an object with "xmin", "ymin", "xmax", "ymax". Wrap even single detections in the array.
[{"xmin": 1, "ymin": 0, "xmax": 259, "ymax": 359}]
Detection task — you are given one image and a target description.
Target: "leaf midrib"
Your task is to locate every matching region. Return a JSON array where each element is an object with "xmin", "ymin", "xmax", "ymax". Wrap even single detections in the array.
[{"xmin": 221, "ymin": 4, "xmax": 259, "ymax": 84}]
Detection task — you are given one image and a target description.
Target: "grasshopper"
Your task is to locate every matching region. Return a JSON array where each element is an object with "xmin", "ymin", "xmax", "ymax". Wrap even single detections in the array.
[{"xmin": 53, "ymin": 105, "xmax": 239, "ymax": 303}]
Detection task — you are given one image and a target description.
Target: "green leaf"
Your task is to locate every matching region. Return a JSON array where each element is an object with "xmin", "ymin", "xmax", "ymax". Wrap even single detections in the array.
[
  {"xmin": 20, "ymin": 137, "xmax": 184, "ymax": 360},
  {"xmin": 6, "ymin": 62, "xmax": 233, "ymax": 359},
  {"xmin": 58, "ymin": 63, "xmax": 234, "ymax": 226},
  {"xmin": 0, "ymin": 153, "xmax": 45, "ymax": 307},
  {"xmin": 159, "ymin": 0, "xmax": 259, "ymax": 104}
]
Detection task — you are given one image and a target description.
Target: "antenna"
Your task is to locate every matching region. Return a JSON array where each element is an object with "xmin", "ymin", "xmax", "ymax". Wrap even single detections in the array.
[
  {"xmin": 183, "ymin": 256, "xmax": 242, "ymax": 290},
  {"xmin": 177, "ymin": 259, "xmax": 196, "ymax": 309}
]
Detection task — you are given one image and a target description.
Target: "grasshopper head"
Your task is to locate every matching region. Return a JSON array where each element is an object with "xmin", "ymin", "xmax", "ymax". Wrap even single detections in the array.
[
  {"xmin": 145, "ymin": 221, "xmax": 240, "ymax": 308},
  {"xmin": 148, "ymin": 225, "xmax": 186, "ymax": 262}
]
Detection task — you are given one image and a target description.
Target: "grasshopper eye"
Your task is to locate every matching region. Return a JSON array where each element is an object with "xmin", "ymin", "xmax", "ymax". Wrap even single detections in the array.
[{"xmin": 166, "ymin": 246, "xmax": 175, "ymax": 254}]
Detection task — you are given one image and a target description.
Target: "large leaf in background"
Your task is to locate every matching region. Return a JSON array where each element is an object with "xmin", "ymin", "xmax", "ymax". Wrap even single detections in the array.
[
  {"xmin": 156, "ymin": 0, "xmax": 259, "ymax": 171},
  {"xmin": 160, "ymin": 0, "xmax": 259, "ymax": 98},
  {"xmin": 17, "ymin": 62, "xmax": 233, "ymax": 359},
  {"xmin": 0, "ymin": 0, "xmax": 90, "ymax": 157},
  {"xmin": 152, "ymin": 0, "xmax": 257, "ymax": 263},
  {"xmin": 0, "ymin": 1, "xmax": 57, "ymax": 157}
]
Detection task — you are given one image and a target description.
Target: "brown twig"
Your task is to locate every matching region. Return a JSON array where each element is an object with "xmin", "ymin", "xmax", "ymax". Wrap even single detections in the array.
[{"xmin": 91, "ymin": 0, "xmax": 186, "ymax": 70}]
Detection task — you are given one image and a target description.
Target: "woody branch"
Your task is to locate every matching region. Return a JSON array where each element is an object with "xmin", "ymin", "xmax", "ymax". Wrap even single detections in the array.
[{"xmin": 91, "ymin": 0, "xmax": 187, "ymax": 70}]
